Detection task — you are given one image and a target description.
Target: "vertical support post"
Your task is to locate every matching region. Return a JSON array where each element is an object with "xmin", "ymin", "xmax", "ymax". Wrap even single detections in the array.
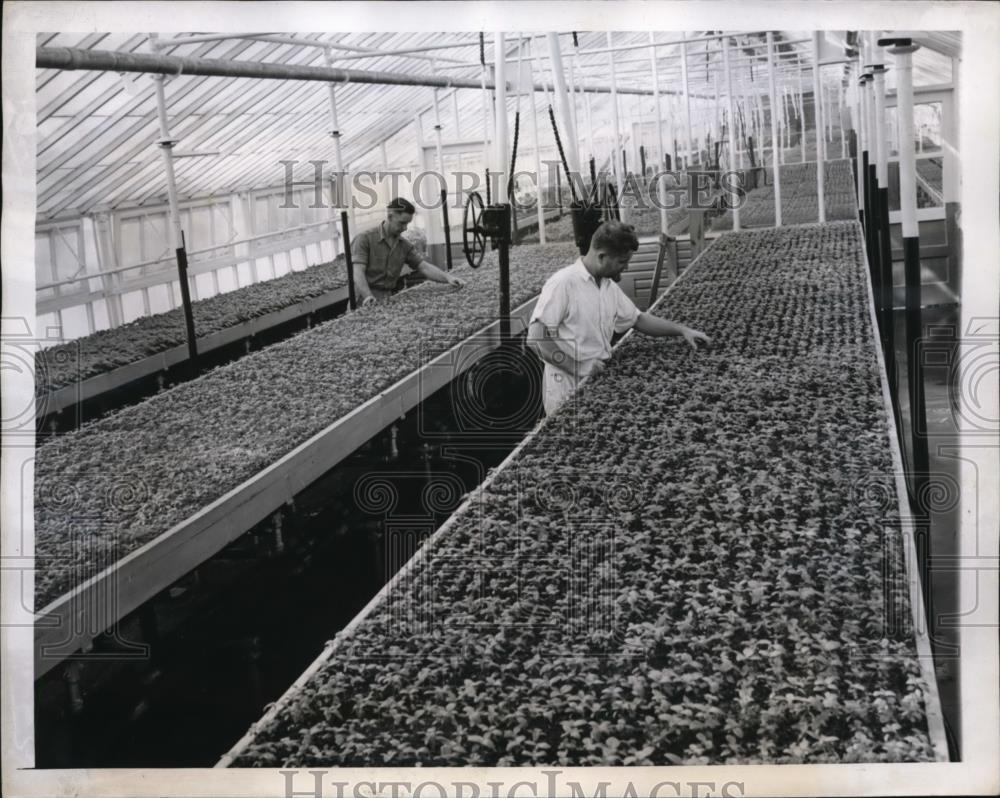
[
  {"xmin": 452, "ymin": 90, "xmax": 461, "ymax": 140},
  {"xmin": 811, "ymin": 32, "xmax": 826, "ymax": 223},
  {"xmin": 323, "ymin": 50, "xmax": 355, "ymax": 232},
  {"xmin": 860, "ymin": 74, "xmax": 874, "ymax": 266},
  {"xmin": 838, "ymin": 77, "xmax": 847, "ymax": 159},
  {"xmin": 152, "ymin": 73, "xmax": 197, "ymax": 361},
  {"xmin": 440, "ymin": 189, "xmax": 453, "ymax": 271},
  {"xmin": 681, "ymin": 36, "xmax": 692, "ymax": 172},
  {"xmin": 584, "ymin": 83, "xmax": 596, "ymax": 164},
  {"xmin": 873, "ymin": 60, "xmax": 893, "ymax": 346},
  {"xmin": 798, "ymin": 54, "xmax": 807, "ymax": 163},
  {"xmin": 606, "ymin": 32, "xmax": 623, "ymax": 194},
  {"xmin": 341, "ymin": 211, "xmax": 357, "ymax": 310},
  {"xmin": 766, "ymin": 32, "xmax": 782, "ymax": 227},
  {"xmin": 886, "ymin": 38, "xmax": 929, "ymax": 506},
  {"xmin": 722, "ymin": 35, "xmax": 741, "ymax": 231},
  {"xmin": 92, "ymin": 210, "xmax": 124, "ymax": 328},
  {"xmin": 526, "ymin": 40, "xmax": 547, "ymax": 244},
  {"xmin": 494, "ymin": 32, "xmax": 510, "ymax": 202},
  {"xmin": 547, "ymin": 32, "xmax": 581, "ymax": 188},
  {"xmin": 649, "ymin": 32, "xmax": 665, "ymax": 173}
]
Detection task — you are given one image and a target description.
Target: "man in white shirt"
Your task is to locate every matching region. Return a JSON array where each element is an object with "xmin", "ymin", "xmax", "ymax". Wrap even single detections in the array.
[{"xmin": 528, "ymin": 221, "xmax": 710, "ymax": 415}]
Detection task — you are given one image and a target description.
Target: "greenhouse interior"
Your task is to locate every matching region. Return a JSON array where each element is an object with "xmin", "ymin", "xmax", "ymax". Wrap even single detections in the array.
[{"xmin": 14, "ymin": 24, "xmax": 989, "ymax": 774}]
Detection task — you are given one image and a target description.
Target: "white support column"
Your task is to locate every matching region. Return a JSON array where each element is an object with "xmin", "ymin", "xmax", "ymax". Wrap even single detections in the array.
[
  {"xmin": 889, "ymin": 44, "xmax": 919, "ymax": 238},
  {"xmin": 323, "ymin": 48, "xmax": 354, "ymax": 231},
  {"xmin": 798, "ymin": 55, "xmax": 807, "ymax": 163},
  {"xmin": 649, "ymin": 32, "xmax": 665, "ymax": 171},
  {"xmin": 92, "ymin": 210, "xmax": 124, "ymax": 327},
  {"xmin": 872, "ymin": 65, "xmax": 888, "ymax": 191},
  {"xmin": 452, "ymin": 90, "xmax": 461, "ymax": 140},
  {"xmin": 152, "ymin": 76, "xmax": 184, "ymax": 251},
  {"xmin": 606, "ymin": 31, "xmax": 623, "ymax": 191},
  {"xmin": 681, "ymin": 36, "xmax": 692, "ymax": 170},
  {"xmin": 526, "ymin": 40, "xmax": 546, "ymax": 243},
  {"xmin": 811, "ymin": 32, "xmax": 826, "ymax": 222},
  {"xmin": 584, "ymin": 89, "xmax": 595, "ymax": 164},
  {"xmin": 494, "ymin": 32, "xmax": 510, "ymax": 202},
  {"xmin": 838, "ymin": 76, "xmax": 847, "ymax": 159},
  {"xmin": 722, "ymin": 36, "xmax": 741, "ymax": 232},
  {"xmin": 547, "ymin": 32, "xmax": 581, "ymax": 177},
  {"xmin": 766, "ymin": 32, "xmax": 782, "ymax": 226}
]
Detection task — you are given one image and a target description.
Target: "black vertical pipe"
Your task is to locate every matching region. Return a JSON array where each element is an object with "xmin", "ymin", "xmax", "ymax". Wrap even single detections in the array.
[
  {"xmin": 878, "ymin": 186, "xmax": 894, "ymax": 353},
  {"xmin": 867, "ymin": 163, "xmax": 882, "ymax": 324},
  {"xmin": 622, "ymin": 148, "xmax": 628, "ymax": 175},
  {"xmin": 175, "ymin": 233, "xmax": 198, "ymax": 361},
  {"xmin": 498, "ymin": 204, "xmax": 511, "ymax": 341},
  {"xmin": 903, "ymin": 235, "xmax": 929, "ymax": 509},
  {"xmin": 903, "ymin": 236, "xmax": 928, "ymax": 476},
  {"xmin": 861, "ymin": 150, "xmax": 872, "ymax": 260},
  {"xmin": 639, "ymin": 145, "xmax": 647, "ymax": 177},
  {"xmin": 555, "ymin": 167, "xmax": 562, "ymax": 220},
  {"xmin": 341, "ymin": 211, "xmax": 357, "ymax": 310},
  {"xmin": 440, "ymin": 189, "xmax": 453, "ymax": 270},
  {"xmin": 664, "ymin": 153, "xmax": 672, "ymax": 172}
]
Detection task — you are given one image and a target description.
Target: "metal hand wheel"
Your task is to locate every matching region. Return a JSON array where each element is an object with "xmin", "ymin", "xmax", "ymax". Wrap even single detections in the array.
[{"xmin": 462, "ymin": 191, "xmax": 487, "ymax": 268}]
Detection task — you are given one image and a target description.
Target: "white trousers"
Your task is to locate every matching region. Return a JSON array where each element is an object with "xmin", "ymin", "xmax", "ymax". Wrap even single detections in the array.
[{"xmin": 542, "ymin": 363, "xmax": 582, "ymax": 416}]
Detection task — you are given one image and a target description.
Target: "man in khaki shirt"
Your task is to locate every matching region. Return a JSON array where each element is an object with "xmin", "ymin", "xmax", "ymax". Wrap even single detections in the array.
[
  {"xmin": 529, "ymin": 221, "xmax": 711, "ymax": 414},
  {"xmin": 352, "ymin": 197, "xmax": 465, "ymax": 306}
]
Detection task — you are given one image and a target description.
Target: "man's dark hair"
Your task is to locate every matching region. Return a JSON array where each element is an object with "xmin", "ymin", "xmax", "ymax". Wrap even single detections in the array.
[
  {"xmin": 590, "ymin": 221, "xmax": 639, "ymax": 258},
  {"xmin": 387, "ymin": 197, "xmax": 416, "ymax": 214}
]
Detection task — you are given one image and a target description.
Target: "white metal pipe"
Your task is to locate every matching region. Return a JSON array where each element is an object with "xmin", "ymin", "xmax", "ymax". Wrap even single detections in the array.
[
  {"xmin": 547, "ymin": 32, "xmax": 581, "ymax": 176},
  {"xmin": 607, "ymin": 32, "xmax": 623, "ymax": 190},
  {"xmin": 811, "ymin": 32, "xmax": 826, "ymax": 222},
  {"xmin": 766, "ymin": 32, "xmax": 782, "ymax": 226},
  {"xmin": 722, "ymin": 36, "xmax": 741, "ymax": 231},
  {"xmin": 648, "ymin": 32, "xmax": 666, "ymax": 170},
  {"xmin": 323, "ymin": 49, "xmax": 354, "ymax": 228},
  {"xmin": 889, "ymin": 43, "xmax": 919, "ymax": 237},
  {"xmin": 152, "ymin": 76, "xmax": 184, "ymax": 250},
  {"xmin": 584, "ymin": 89, "xmax": 595, "ymax": 162},
  {"xmin": 681, "ymin": 36, "xmax": 692, "ymax": 170},
  {"xmin": 526, "ymin": 40, "xmax": 546, "ymax": 243},
  {"xmin": 838, "ymin": 76, "xmax": 847, "ymax": 158},
  {"xmin": 872, "ymin": 66, "xmax": 888, "ymax": 188},
  {"xmin": 494, "ymin": 33, "xmax": 509, "ymax": 201}
]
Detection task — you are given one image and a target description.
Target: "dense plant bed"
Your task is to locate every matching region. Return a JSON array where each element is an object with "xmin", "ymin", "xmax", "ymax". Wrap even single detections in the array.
[
  {"xmin": 34, "ymin": 243, "xmax": 580, "ymax": 609},
  {"xmin": 36, "ymin": 254, "xmax": 350, "ymax": 394},
  {"xmin": 711, "ymin": 160, "xmax": 856, "ymax": 231},
  {"xmin": 231, "ymin": 222, "xmax": 937, "ymax": 767}
]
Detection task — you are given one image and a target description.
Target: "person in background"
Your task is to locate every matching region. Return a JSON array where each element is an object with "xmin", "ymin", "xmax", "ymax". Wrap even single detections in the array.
[
  {"xmin": 528, "ymin": 220, "xmax": 711, "ymax": 415},
  {"xmin": 352, "ymin": 197, "xmax": 465, "ymax": 306}
]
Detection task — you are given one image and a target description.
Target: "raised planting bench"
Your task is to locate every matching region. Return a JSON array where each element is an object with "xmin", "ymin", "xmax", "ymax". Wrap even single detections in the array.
[
  {"xmin": 710, "ymin": 159, "xmax": 858, "ymax": 231},
  {"xmin": 221, "ymin": 221, "xmax": 946, "ymax": 768},
  {"xmin": 33, "ymin": 242, "xmax": 581, "ymax": 679},
  {"xmin": 36, "ymin": 255, "xmax": 351, "ymax": 418}
]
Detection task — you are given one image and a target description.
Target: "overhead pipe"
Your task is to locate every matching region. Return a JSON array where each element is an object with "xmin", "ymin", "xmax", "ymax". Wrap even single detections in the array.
[{"xmin": 36, "ymin": 45, "xmax": 662, "ymax": 96}]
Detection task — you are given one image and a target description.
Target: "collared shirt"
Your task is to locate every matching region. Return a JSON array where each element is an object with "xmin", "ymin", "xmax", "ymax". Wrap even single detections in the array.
[
  {"xmin": 530, "ymin": 258, "xmax": 640, "ymax": 377},
  {"xmin": 351, "ymin": 221, "xmax": 424, "ymax": 291}
]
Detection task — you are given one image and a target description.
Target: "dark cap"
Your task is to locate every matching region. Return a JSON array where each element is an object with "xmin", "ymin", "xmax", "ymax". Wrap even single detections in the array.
[{"xmin": 387, "ymin": 197, "xmax": 416, "ymax": 214}]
